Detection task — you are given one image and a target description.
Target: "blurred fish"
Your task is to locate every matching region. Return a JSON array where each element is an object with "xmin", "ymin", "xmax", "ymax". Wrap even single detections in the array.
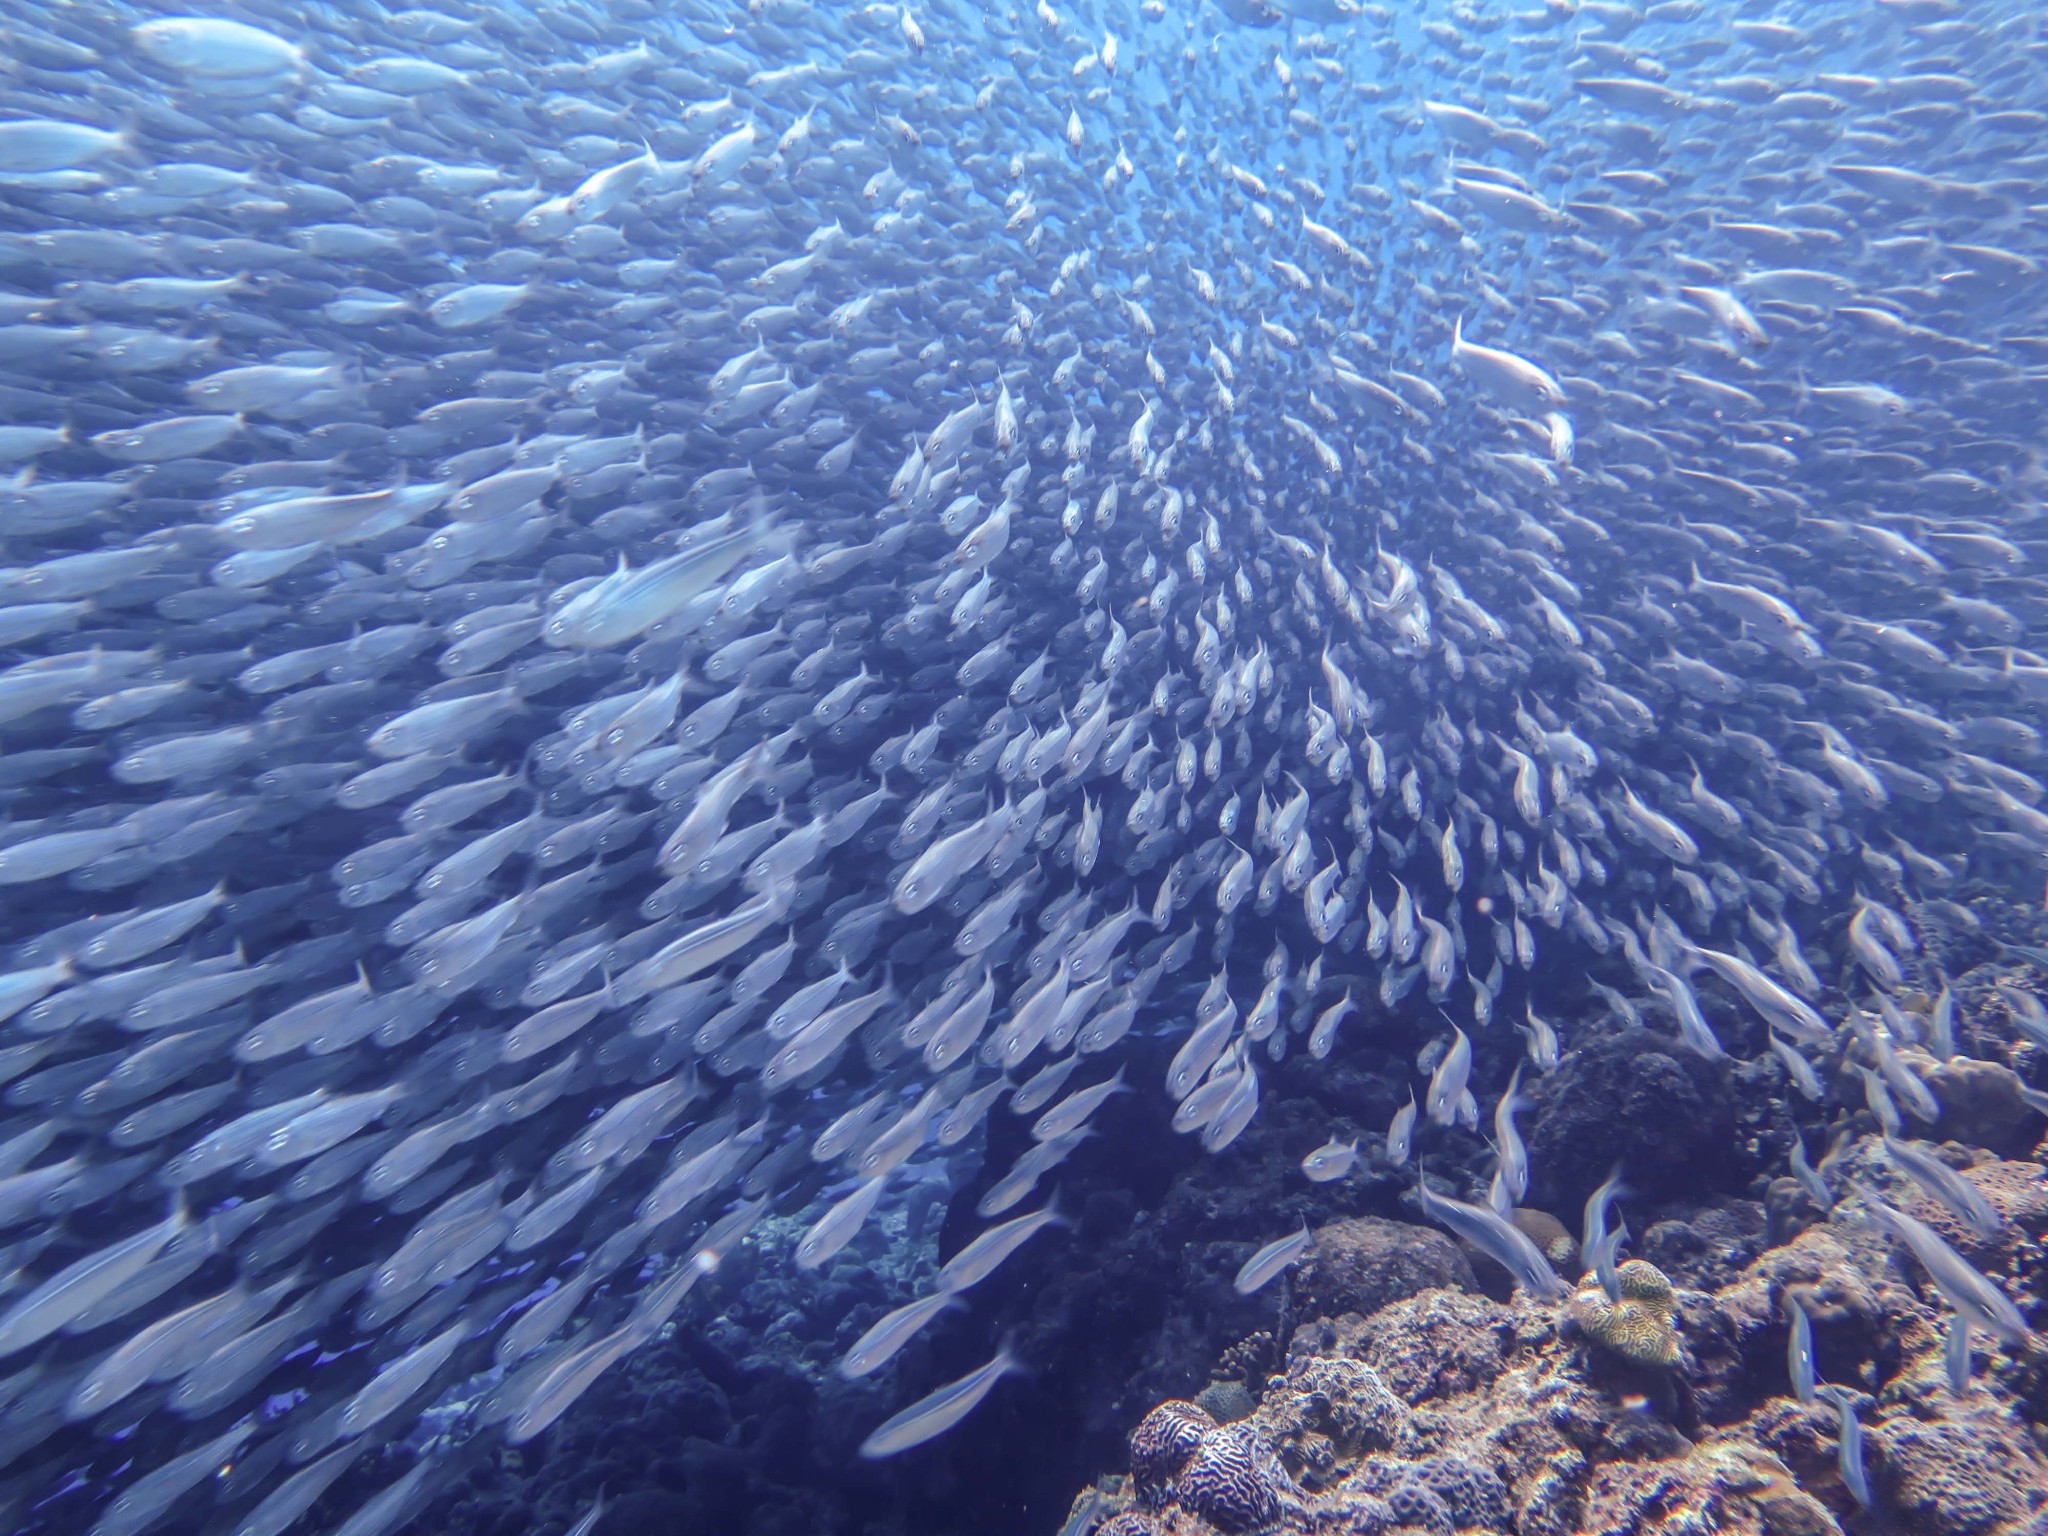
[
  {"xmin": 1881, "ymin": 1138, "xmax": 2003, "ymax": 1241},
  {"xmin": 1857, "ymin": 1190, "xmax": 2031, "ymax": 1346},
  {"xmin": 1232, "ymin": 1222, "xmax": 1313, "ymax": 1294},
  {"xmin": 858, "ymin": 1345, "xmax": 1021, "ymax": 1458},
  {"xmin": 1417, "ymin": 1171, "xmax": 1568, "ymax": 1300},
  {"xmin": 1816, "ymin": 1386, "xmax": 1873, "ymax": 1510},
  {"xmin": 1785, "ymin": 1290, "xmax": 1817, "ymax": 1405}
]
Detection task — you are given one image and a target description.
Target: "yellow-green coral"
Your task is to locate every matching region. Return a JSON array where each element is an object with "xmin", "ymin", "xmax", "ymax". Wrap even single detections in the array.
[{"xmin": 1570, "ymin": 1259, "xmax": 1681, "ymax": 1367}]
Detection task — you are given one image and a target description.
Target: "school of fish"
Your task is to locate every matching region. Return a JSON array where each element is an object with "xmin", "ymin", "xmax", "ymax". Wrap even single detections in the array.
[{"xmin": 0, "ymin": 0, "xmax": 2043, "ymax": 1527}]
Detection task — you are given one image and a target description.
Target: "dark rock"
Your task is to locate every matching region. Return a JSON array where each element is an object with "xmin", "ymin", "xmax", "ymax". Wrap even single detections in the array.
[
  {"xmin": 1194, "ymin": 1378, "xmax": 1257, "ymax": 1423},
  {"xmin": 1925, "ymin": 1054, "xmax": 2046, "ymax": 1156},
  {"xmin": 1764, "ymin": 1173, "xmax": 1829, "ymax": 1247},
  {"xmin": 1526, "ymin": 1032, "xmax": 1738, "ymax": 1211},
  {"xmin": 1295, "ymin": 1215, "xmax": 1474, "ymax": 1320},
  {"xmin": 595, "ymin": 1489, "xmax": 692, "ymax": 1536},
  {"xmin": 1639, "ymin": 1196, "xmax": 1769, "ymax": 1292}
]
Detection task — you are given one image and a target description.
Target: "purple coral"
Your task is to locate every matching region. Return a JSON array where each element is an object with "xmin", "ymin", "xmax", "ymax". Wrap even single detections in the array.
[
  {"xmin": 1407, "ymin": 1450, "xmax": 1512, "ymax": 1528},
  {"xmin": 1350, "ymin": 1452, "xmax": 1508, "ymax": 1534},
  {"xmin": 1308, "ymin": 1490, "xmax": 1397, "ymax": 1534},
  {"xmin": 1880, "ymin": 1419, "xmax": 2038, "ymax": 1536},
  {"xmin": 1381, "ymin": 1479, "xmax": 1454, "ymax": 1536},
  {"xmin": 1285, "ymin": 1357, "xmax": 1405, "ymax": 1450},
  {"xmin": 1130, "ymin": 1409, "xmax": 1204, "ymax": 1507},
  {"xmin": 1175, "ymin": 1422, "xmax": 1284, "ymax": 1532},
  {"xmin": 1128, "ymin": 1399, "xmax": 1216, "ymax": 1500}
]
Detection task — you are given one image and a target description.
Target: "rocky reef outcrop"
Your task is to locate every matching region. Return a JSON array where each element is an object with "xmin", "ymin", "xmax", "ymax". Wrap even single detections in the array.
[{"xmin": 1062, "ymin": 1133, "xmax": 2048, "ymax": 1536}]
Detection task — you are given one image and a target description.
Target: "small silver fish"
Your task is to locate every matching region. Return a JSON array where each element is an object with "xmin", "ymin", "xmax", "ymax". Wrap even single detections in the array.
[
  {"xmin": 1858, "ymin": 1190, "xmax": 2031, "ymax": 1346},
  {"xmin": 1233, "ymin": 1223, "xmax": 1313, "ymax": 1294},
  {"xmin": 1945, "ymin": 1316, "xmax": 1972, "ymax": 1397},
  {"xmin": 1784, "ymin": 1289, "xmax": 1816, "ymax": 1404},
  {"xmin": 1416, "ymin": 1171, "xmax": 1568, "ymax": 1301},
  {"xmin": 1816, "ymin": 1385, "xmax": 1872, "ymax": 1509},
  {"xmin": 1881, "ymin": 1138, "xmax": 2002, "ymax": 1241},
  {"xmin": 1300, "ymin": 1135, "xmax": 1360, "ymax": 1183},
  {"xmin": 1581, "ymin": 1167, "xmax": 1628, "ymax": 1303},
  {"xmin": 1386, "ymin": 1092, "xmax": 1417, "ymax": 1167},
  {"xmin": 839, "ymin": 1291, "xmax": 962, "ymax": 1380},
  {"xmin": 858, "ymin": 1345, "xmax": 1020, "ymax": 1458},
  {"xmin": 1424, "ymin": 1026, "xmax": 1471, "ymax": 1126}
]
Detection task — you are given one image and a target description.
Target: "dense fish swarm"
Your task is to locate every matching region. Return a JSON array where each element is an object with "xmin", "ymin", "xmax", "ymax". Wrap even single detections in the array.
[{"xmin": 0, "ymin": 0, "xmax": 2042, "ymax": 1529}]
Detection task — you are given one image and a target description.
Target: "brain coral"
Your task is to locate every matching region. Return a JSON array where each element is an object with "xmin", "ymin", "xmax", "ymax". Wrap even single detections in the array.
[
  {"xmin": 1175, "ymin": 1422, "xmax": 1284, "ymax": 1532},
  {"xmin": 1569, "ymin": 1258, "xmax": 1682, "ymax": 1367},
  {"xmin": 1128, "ymin": 1399, "xmax": 1215, "ymax": 1501}
]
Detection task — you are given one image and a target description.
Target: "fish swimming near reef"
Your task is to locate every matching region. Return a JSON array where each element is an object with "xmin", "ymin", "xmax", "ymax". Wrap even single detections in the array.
[{"xmin": 0, "ymin": 0, "xmax": 2037, "ymax": 1527}]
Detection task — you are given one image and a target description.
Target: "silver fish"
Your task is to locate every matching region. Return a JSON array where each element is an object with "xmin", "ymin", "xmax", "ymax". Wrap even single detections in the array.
[
  {"xmin": 1416, "ymin": 1173, "xmax": 1568, "ymax": 1301},
  {"xmin": 858, "ymin": 1345, "xmax": 1020, "ymax": 1458},
  {"xmin": 1857, "ymin": 1191, "xmax": 2031, "ymax": 1347},
  {"xmin": 1232, "ymin": 1223, "xmax": 1314, "ymax": 1294},
  {"xmin": 1881, "ymin": 1138, "xmax": 2003, "ymax": 1241}
]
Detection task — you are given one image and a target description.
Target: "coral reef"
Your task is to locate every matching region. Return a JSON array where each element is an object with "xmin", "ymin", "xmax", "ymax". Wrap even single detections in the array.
[
  {"xmin": 1880, "ymin": 1418, "xmax": 2043, "ymax": 1536},
  {"xmin": 1576, "ymin": 1439, "xmax": 1840, "ymax": 1536},
  {"xmin": 1350, "ymin": 1450, "xmax": 1511, "ymax": 1530},
  {"xmin": 1637, "ymin": 1199, "xmax": 1769, "ymax": 1293},
  {"xmin": 1177, "ymin": 1421, "xmax": 1288, "ymax": 1532},
  {"xmin": 1065, "ymin": 1130, "xmax": 2048, "ymax": 1536},
  {"xmin": 1260, "ymin": 1356, "xmax": 1409, "ymax": 1485},
  {"xmin": 428, "ymin": 905, "xmax": 2045, "ymax": 1536}
]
